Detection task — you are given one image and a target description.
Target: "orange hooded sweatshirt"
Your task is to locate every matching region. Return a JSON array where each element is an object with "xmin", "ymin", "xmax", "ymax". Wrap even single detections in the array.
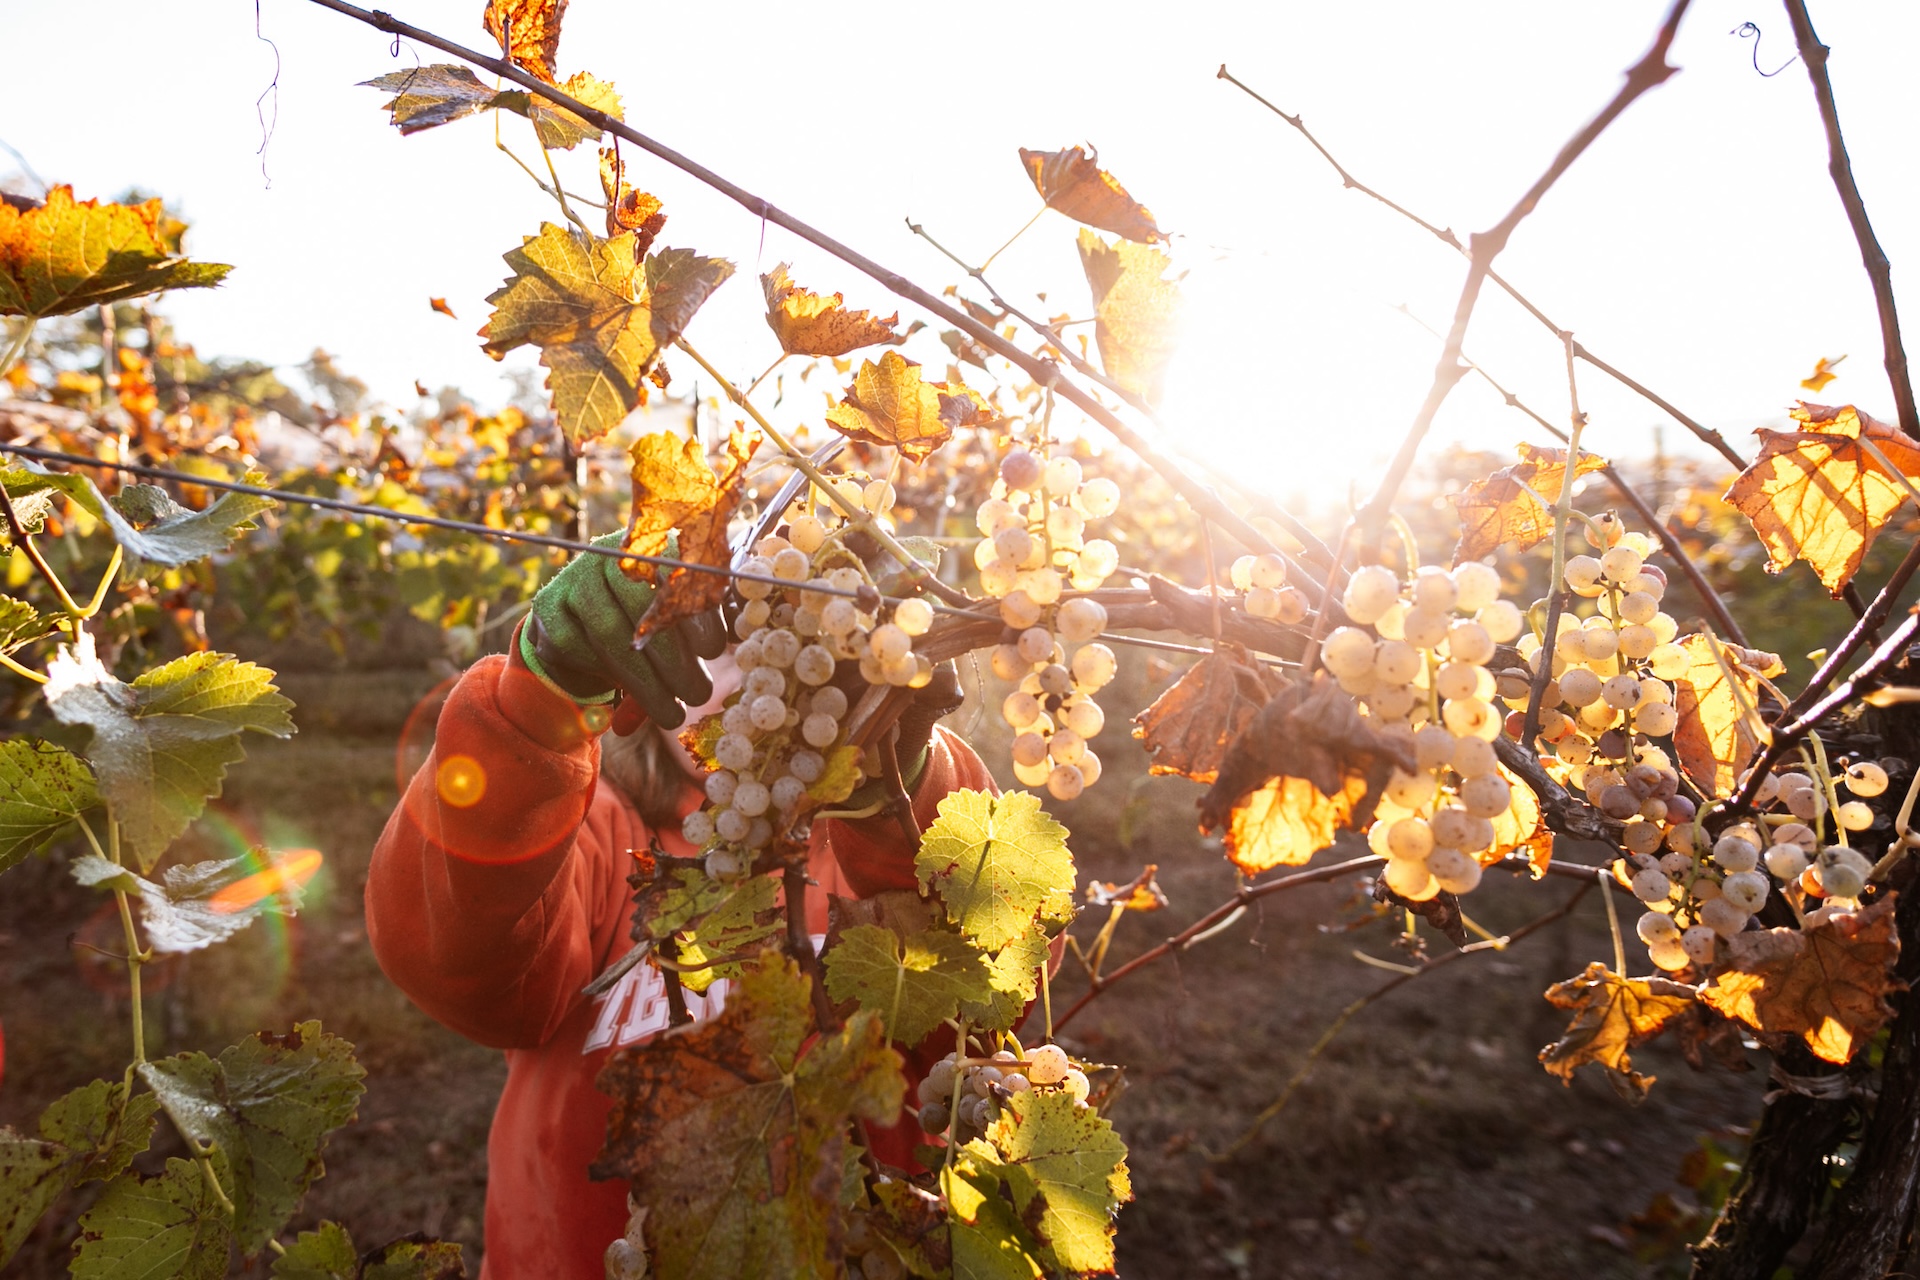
[{"xmin": 365, "ymin": 645, "xmax": 994, "ymax": 1280}]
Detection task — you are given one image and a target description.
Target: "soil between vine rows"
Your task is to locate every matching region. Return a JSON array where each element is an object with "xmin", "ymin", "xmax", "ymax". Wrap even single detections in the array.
[{"xmin": 0, "ymin": 659, "xmax": 1765, "ymax": 1278}]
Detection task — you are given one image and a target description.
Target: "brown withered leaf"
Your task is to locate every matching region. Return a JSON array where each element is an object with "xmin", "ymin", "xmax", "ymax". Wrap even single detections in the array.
[
  {"xmin": 1085, "ymin": 864, "xmax": 1168, "ymax": 912},
  {"xmin": 1801, "ymin": 355, "xmax": 1846, "ymax": 392},
  {"xmin": 360, "ymin": 64, "xmax": 507, "ymax": 135},
  {"xmin": 1725, "ymin": 403, "xmax": 1920, "ymax": 597},
  {"xmin": 1699, "ymin": 896, "xmax": 1904, "ymax": 1065},
  {"xmin": 1197, "ymin": 675, "xmax": 1416, "ymax": 875},
  {"xmin": 428, "ymin": 297, "xmax": 456, "ymax": 319},
  {"xmin": 597, "ymin": 147, "xmax": 666, "ymax": 253},
  {"xmin": 761, "ymin": 264, "xmax": 901, "ymax": 358},
  {"xmin": 591, "ymin": 952, "xmax": 902, "ymax": 1277},
  {"xmin": 1132, "ymin": 643, "xmax": 1287, "ymax": 785},
  {"xmin": 1450, "ymin": 443, "xmax": 1610, "ymax": 564},
  {"xmin": 1019, "ymin": 145, "xmax": 1165, "ymax": 244},
  {"xmin": 483, "ymin": 0, "xmax": 567, "ymax": 83},
  {"xmin": 1078, "ymin": 229, "xmax": 1182, "ymax": 406},
  {"xmin": 1673, "ymin": 1003, "xmax": 1754, "ymax": 1074},
  {"xmin": 624, "ymin": 428, "xmax": 758, "ymax": 638},
  {"xmin": 1539, "ymin": 962, "xmax": 1697, "ymax": 1100},
  {"xmin": 1670, "ymin": 634, "xmax": 1784, "ymax": 797},
  {"xmin": 823, "ymin": 350, "xmax": 985, "ymax": 463}
]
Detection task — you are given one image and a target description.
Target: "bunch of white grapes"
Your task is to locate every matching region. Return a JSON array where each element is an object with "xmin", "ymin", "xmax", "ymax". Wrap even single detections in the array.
[
  {"xmin": 914, "ymin": 1042, "xmax": 1089, "ymax": 1142},
  {"xmin": 1630, "ymin": 757, "xmax": 1889, "ymax": 971},
  {"xmin": 977, "ymin": 448, "xmax": 1123, "ymax": 801},
  {"xmin": 1321, "ymin": 559, "xmax": 1526, "ymax": 901},
  {"xmin": 680, "ymin": 474, "xmax": 939, "ymax": 879}
]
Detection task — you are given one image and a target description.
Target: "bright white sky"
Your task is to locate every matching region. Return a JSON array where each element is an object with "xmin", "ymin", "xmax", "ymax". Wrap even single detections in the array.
[{"xmin": 6, "ymin": 1, "xmax": 1917, "ymax": 515}]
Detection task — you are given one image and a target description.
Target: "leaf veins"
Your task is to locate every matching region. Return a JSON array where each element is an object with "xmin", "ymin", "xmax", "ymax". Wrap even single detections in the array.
[
  {"xmin": 1450, "ymin": 443, "xmax": 1609, "ymax": 565},
  {"xmin": 1538, "ymin": 962, "xmax": 1696, "ymax": 1100}
]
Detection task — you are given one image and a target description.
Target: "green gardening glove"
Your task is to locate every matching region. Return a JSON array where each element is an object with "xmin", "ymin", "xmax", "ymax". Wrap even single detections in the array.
[{"xmin": 522, "ymin": 533, "xmax": 728, "ymax": 729}]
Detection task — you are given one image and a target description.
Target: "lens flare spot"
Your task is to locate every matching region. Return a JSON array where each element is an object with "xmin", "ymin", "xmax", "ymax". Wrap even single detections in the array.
[
  {"xmin": 581, "ymin": 704, "xmax": 613, "ymax": 734},
  {"xmin": 210, "ymin": 848, "xmax": 324, "ymax": 915},
  {"xmin": 437, "ymin": 755, "xmax": 487, "ymax": 808}
]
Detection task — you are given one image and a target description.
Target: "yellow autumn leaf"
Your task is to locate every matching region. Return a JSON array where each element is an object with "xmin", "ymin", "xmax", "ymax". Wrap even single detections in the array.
[
  {"xmin": 1670, "ymin": 634, "xmax": 1785, "ymax": 797},
  {"xmin": 760, "ymin": 264, "xmax": 900, "ymax": 358},
  {"xmin": 1724, "ymin": 402, "xmax": 1920, "ymax": 597},
  {"xmin": 1221, "ymin": 774, "xmax": 1371, "ymax": 875},
  {"xmin": 823, "ymin": 350, "xmax": 984, "ymax": 462},
  {"xmin": 1450, "ymin": 443, "xmax": 1610, "ymax": 564},
  {"xmin": 1076, "ymin": 230, "xmax": 1182, "ymax": 407},
  {"xmin": 1539, "ymin": 962, "xmax": 1696, "ymax": 1100},
  {"xmin": 483, "ymin": 0, "xmax": 567, "ymax": 83},
  {"xmin": 1019, "ymin": 145, "xmax": 1165, "ymax": 243},
  {"xmin": 623, "ymin": 429, "xmax": 758, "ymax": 638},
  {"xmin": 0, "ymin": 187, "xmax": 230, "ymax": 320}
]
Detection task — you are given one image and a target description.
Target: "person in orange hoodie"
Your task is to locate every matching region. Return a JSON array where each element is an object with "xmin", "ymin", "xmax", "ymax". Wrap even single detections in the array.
[{"xmin": 365, "ymin": 539, "xmax": 982, "ymax": 1279}]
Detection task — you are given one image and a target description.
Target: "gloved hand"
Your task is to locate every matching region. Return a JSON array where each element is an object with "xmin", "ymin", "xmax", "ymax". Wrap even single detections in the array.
[{"xmin": 521, "ymin": 533, "xmax": 728, "ymax": 729}]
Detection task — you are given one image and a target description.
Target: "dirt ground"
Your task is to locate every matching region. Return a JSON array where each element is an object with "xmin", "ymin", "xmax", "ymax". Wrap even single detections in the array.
[{"xmin": 0, "ymin": 646, "xmax": 1767, "ymax": 1278}]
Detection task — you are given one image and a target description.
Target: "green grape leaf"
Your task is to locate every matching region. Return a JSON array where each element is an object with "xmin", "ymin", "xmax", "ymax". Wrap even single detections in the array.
[
  {"xmin": 982, "ymin": 1090, "xmax": 1131, "ymax": 1276},
  {"xmin": 137, "ymin": 1022, "xmax": 366, "ymax": 1253},
  {"xmin": 916, "ymin": 790, "xmax": 1075, "ymax": 953},
  {"xmin": 480, "ymin": 224, "xmax": 733, "ymax": 444},
  {"xmin": 593, "ymin": 952, "xmax": 904, "ymax": 1279},
  {"xmin": 361, "ymin": 1236, "xmax": 467, "ymax": 1280},
  {"xmin": 0, "ymin": 187, "xmax": 231, "ymax": 319},
  {"xmin": 0, "ymin": 593, "xmax": 54, "ymax": 652},
  {"xmin": 71, "ymin": 849, "xmax": 304, "ymax": 954},
  {"xmin": 45, "ymin": 637, "xmax": 295, "ymax": 870},
  {"xmin": 70, "ymin": 1158, "xmax": 232, "ymax": 1280},
  {"xmin": 825, "ymin": 922, "xmax": 992, "ymax": 1046},
  {"xmin": 633, "ymin": 863, "xmax": 732, "ymax": 941},
  {"xmin": 40, "ymin": 1079, "xmax": 160, "ymax": 1185},
  {"xmin": 941, "ymin": 1151, "xmax": 1044, "ymax": 1280},
  {"xmin": 0, "ymin": 1129, "xmax": 71, "ymax": 1269},
  {"xmin": 0, "ymin": 738, "xmax": 98, "ymax": 875},
  {"xmin": 361, "ymin": 64, "xmax": 509, "ymax": 134},
  {"xmin": 671, "ymin": 873, "xmax": 782, "ymax": 995},
  {"xmin": 521, "ymin": 73, "xmax": 625, "ymax": 150},
  {"xmin": 101, "ymin": 482, "xmax": 275, "ymax": 568},
  {"xmin": 959, "ymin": 929, "xmax": 1049, "ymax": 1034},
  {"xmin": 271, "ymin": 1221, "xmax": 359, "ymax": 1279}
]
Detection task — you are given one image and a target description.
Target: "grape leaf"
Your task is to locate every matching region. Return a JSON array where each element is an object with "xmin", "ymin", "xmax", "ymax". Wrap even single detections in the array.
[
  {"xmin": 1725, "ymin": 403, "xmax": 1920, "ymax": 596},
  {"xmin": 824, "ymin": 922, "xmax": 992, "ymax": 1046},
  {"xmin": 362, "ymin": 1237, "xmax": 467, "ymax": 1280},
  {"xmin": 916, "ymin": 790, "xmax": 1075, "ymax": 953},
  {"xmin": 0, "ymin": 593, "xmax": 53, "ymax": 652},
  {"xmin": 1131, "ymin": 643, "xmax": 1286, "ymax": 785},
  {"xmin": 1076, "ymin": 230, "xmax": 1182, "ymax": 407},
  {"xmin": 1449, "ymin": 443, "xmax": 1610, "ymax": 565},
  {"xmin": 513, "ymin": 72, "xmax": 623, "ymax": 150},
  {"xmin": 0, "ymin": 738, "xmax": 98, "ymax": 874},
  {"xmin": 1670, "ymin": 634, "xmax": 1784, "ymax": 798},
  {"xmin": 483, "ymin": 0, "xmax": 567, "ymax": 83},
  {"xmin": 598, "ymin": 148, "xmax": 666, "ymax": 251},
  {"xmin": 0, "ymin": 186, "xmax": 230, "ymax": 319},
  {"xmin": 867, "ymin": 1178, "xmax": 952, "ymax": 1280},
  {"xmin": 942, "ymin": 1153, "xmax": 1045, "ymax": 1280},
  {"xmin": 623, "ymin": 428, "xmax": 757, "ymax": 638},
  {"xmin": 1484, "ymin": 762, "xmax": 1550, "ymax": 874},
  {"xmin": 1198, "ymin": 675, "xmax": 1415, "ymax": 875},
  {"xmin": 807, "ymin": 743, "xmax": 866, "ymax": 807},
  {"xmin": 592, "ymin": 952, "xmax": 904, "ymax": 1279},
  {"xmin": 0, "ymin": 1130, "xmax": 71, "ymax": 1268},
  {"xmin": 824, "ymin": 350, "xmax": 987, "ymax": 463},
  {"xmin": 480, "ymin": 225, "xmax": 734, "ymax": 444},
  {"xmin": 1018, "ymin": 145, "xmax": 1164, "ymax": 244},
  {"xmin": 1538, "ymin": 962, "xmax": 1696, "ymax": 1100},
  {"xmin": 360, "ymin": 65, "xmax": 508, "ymax": 134},
  {"xmin": 958, "ymin": 928, "xmax": 1050, "ymax": 1035},
  {"xmin": 137, "ymin": 1022, "xmax": 367, "ymax": 1252},
  {"xmin": 45, "ymin": 636, "xmax": 296, "ymax": 871},
  {"xmin": 2, "ymin": 462, "xmax": 273, "ymax": 567},
  {"xmin": 761, "ymin": 263, "xmax": 901, "ymax": 357},
  {"xmin": 71, "ymin": 1158, "xmax": 232, "ymax": 1280},
  {"xmin": 1700, "ymin": 896, "xmax": 1903, "ymax": 1064},
  {"xmin": 271, "ymin": 1222, "xmax": 359, "ymax": 1279},
  {"xmin": 1801, "ymin": 356, "xmax": 1845, "ymax": 393},
  {"xmin": 40, "ymin": 1079, "xmax": 161, "ymax": 1186},
  {"xmin": 670, "ymin": 872, "xmax": 782, "ymax": 995},
  {"xmin": 980, "ymin": 1089, "xmax": 1132, "ymax": 1276},
  {"xmin": 71, "ymin": 850, "xmax": 305, "ymax": 954}
]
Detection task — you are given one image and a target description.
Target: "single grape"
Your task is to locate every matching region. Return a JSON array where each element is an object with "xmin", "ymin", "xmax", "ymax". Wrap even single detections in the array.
[
  {"xmin": 1451, "ymin": 561, "xmax": 1501, "ymax": 613},
  {"xmin": 713, "ymin": 808, "xmax": 751, "ymax": 844},
  {"xmin": 1387, "ymin": 817, "xmax": 1435, "ymax": 860},
  {"xmin": 1001, "ymin": 449, "xmax": 1043, "ymax": 491},
  {"xmin": 1343, "ymin": 565, "xmax": 1402, "ymax": 625},
  {"xmin": 1071, "ymin": 643, "xmax": 1118, "ymax": 690},
  {"xmin": 681, "ymin": 809, "xmax": 716, "ymax": 845},
  {"xmin": 749, "ymin": 695, "xmax": 788, "ymax": 732},
  {"xmin": 1427, "ymin": 847, "xmax": 1481, "ymax": 894},
  {"xmin": 1320, "ymin": 627, "xmax": 1378, "ymax": 679},
  {"xmin": 1477, "ymin": 600, "xmax": 1525, "ymax": 644},
  {"xmin": 1027, "ymin": 1044, "xmax": 1070, "ymax": 1086},
  {"xmin": 1383, "ymin": 856, "xmax": 1441, "ymax": 901},
  {"xmin": 1563, "ymin": 555, "xmax": 1603, "ymax": 595},
  {"xmin": 1637, "ymin": 911, "xmax": 1681, "ymax": 945},
  {"xmin": 802, "ymin": 713, "xmax": 840, "ymax": 748},
  {"xmin": 1459, "ymin": 774, "xmax": 1512, "ymax": 820},
  {"xmin": 1043, "ymin": 456, "xmax": 1083, "ymax": 494},
  {"xmin": 1845, "ymin": 760, "xmax": 1890, "ymax": 797},
  {"xmin": 1721, "ymin": 870, "xmax": 1769, "ymax": 914},
  {"xmin": 1061, "ymin": 698, "xmax": 1105, "ymax": 739},
  {"xmin": 918, "ymin": 1102, "xmax": 951, "ymax": 1134},
  {"xmin": 1402, "ymin": 608, "xmax": 1450, "ymax": 651},
  {"xmin": 1699, "ymin": 896, "xmax": 1748, "ymax": 939},
  {"xmin": 771, "ymin": 775, "xmax": 808, "ymax": 811},
  {"xmin": 1057, "ymin": 597, "xmax": 1107, "ymax": 644},
  {"xmin": 705, "ymin": 848, "xmax": 745, "ymax": 879},
  {"xmin": 1000, "ymin": 590, "xmax": 1043, "ymax": 630},
  {"xmin": 732, "ymin": 780, "xmax": 771, "ymax": 818},
  {"xmin": 1837, "ymin": 800, "xmax": 1875, "ymax": 832},
  {"xmin": 1600, "ymin": 545, "xmax": 1644, "ymax": 583},
  {"xmin": 1077, "ymin": 477, "xmax": 1120, "ymax": 518},
  {"xmin": 788, "ymin": 750, "xmax": 825, "ymax": 784},
  {"xmin": 788, "ymin": 515, "xmax": 827, "ymax": 554},
  {"xmin": 715, "ymin": 733, "xmax": 755, "ymax": 771},
  {"xmin": 1003, "ymin": 691, "xmax": 1042, "ymax": 728},
  {"xmin": 1631, "ymin": 866, "xmax": 1674, "ymax": 905}
]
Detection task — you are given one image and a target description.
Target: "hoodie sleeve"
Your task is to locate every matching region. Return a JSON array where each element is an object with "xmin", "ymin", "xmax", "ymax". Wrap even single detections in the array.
[{"xmin": 364, "ymin": 641, "xmax": 643, "ymax": 1050}]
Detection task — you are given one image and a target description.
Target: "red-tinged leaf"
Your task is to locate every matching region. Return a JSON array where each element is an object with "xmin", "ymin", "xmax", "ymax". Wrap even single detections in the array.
[
  {"xmin": 1725, "ymin": 402, "xmax": 1920, "ymax": 596},
  {"xmin": 1699, "ymin": 896, "xmax": 1904, "ymax": 1064},
  {"xmin": 483, "ymin": 0, "xmax": 567, "ymax": 83},
  {"xmin": 623, "ymin": 429, "xmax": 757, "ymax": 639}
]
